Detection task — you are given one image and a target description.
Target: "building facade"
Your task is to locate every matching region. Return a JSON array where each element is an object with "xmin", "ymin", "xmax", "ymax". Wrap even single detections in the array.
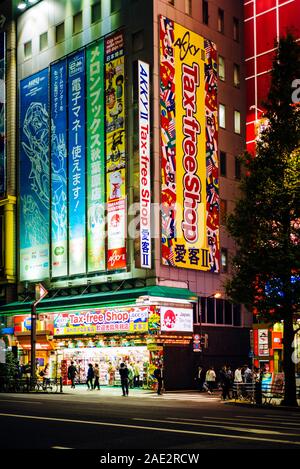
[{"xmin": 0, "ymin": 0, "xmax": 252, "ymax": 390}]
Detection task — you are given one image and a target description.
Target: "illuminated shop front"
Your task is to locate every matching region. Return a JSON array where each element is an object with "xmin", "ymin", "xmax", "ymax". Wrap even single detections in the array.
[{"xmin": 10, "ymin": 296, "xmax": 195, "ymax": 389}]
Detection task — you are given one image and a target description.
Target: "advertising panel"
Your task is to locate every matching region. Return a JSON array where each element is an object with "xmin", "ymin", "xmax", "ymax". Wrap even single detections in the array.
[
  {"xmin": 160, "ymin": 16, "xmax": 219, "ymax": 272},
  {"xmin": 19, "ymin": 69, "xmax": 50, "ymax": 281},
  {"xmin": 258, "ymin": 329, "xmax": 269, "ymax": 356},
  {"xmin": 138, "ymin": 60, "xmax": 151, "ymax": 269},
  {"xmin": 0, "ymin": 32, "xmax": 5, "ymax": 198},
  {"xmin": 50, "ymin": 59, "xmax": 68, "ymax": 277},
  {"xmin": 105, "ymin": 31, "xmax": 126, "ymax": 270},
  {"xmin": 68, "ymin": 51, "xmax": 86, "ymax": 275},
  {"xmin": 86, "ymin": 40, "xmax": 106, "ymax": 273},
  {"xmin": 53, "ymin": 306, "xmax": 152, "ymax": 336},
  {"xmin": 160, "ymin": 306, "xmax": 193, "ymax": 332}
]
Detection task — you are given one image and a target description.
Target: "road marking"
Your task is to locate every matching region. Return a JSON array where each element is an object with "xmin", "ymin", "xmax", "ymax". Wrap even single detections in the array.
[
  {"xmin": 135, "ymin": 418, "xmax": 300, "ymax": 437},
  {"xmin": 166, "ymin": 417, "xmax": 300, "ymax": 431},
  {"xmin": 0, "ymin": 412, "xmax": 299, "ymax": 446},
  {"xmin": 52, "ymin": 446, "xmax": 73, "ymax": 449},
  {"xmin": 202, "ymin": 416, "xmax": 300, "ymax": 426},
  {"xmin": 0, "ymin": 399, "xmax": 42, "ymax": 405}
]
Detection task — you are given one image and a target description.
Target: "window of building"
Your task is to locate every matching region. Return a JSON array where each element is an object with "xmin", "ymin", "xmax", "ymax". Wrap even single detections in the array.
[
  {"xmin": 218, "ymin": 55, "xmax": 225, "ymax": 81},
  {"xmin": 233, "ymin": 63, "xmax": 240, "ymax": 87},
  {"xmin": 73, "ymin": 11, "xmax": 83, "ymax": 35},
  {"xmin": 91, "ymin": 1, "xmax": 101, "ymax": 24},
  {"xmin": 132, "ymin": 30, "xmax": 144, "ymax": 52},
  {"xmin": 233, "ymin": 304, "xmax": 241, "ymax": 326},
  {"xmin": 224, "ymin": 301, "xmax": 233, "ymax": 325},
  {"xmin": 234, "ymin": 110, "xmax": 241, "ymax": 134},
  {"xmin": 202, "ymin": 0, "xmax": 209, "ymax": 25},
  {"xmin": 220, "ymin": 199, "xmax": 227, "ymax": 225},
  {"xmin": 219, "ymin": 103, "xmax": 226, "ymax": 128},
  {"xmin": 185, "ymin": 0, "xmax": 192, "ymax": 15},
  {"xmin": 220, "ymin": 151, "xmax": 227, "ymax": 176},
  {"xmin": 206, "ymin": 297, "xmax": 215, "ymax": 324},
  {"xmin": 216, "ymin": 299, "xmax": 224, "ymax": 324},
  {"xmin": 168, "ymin": 0, "xmax": 175, "ymax": 5},
  {"xmin": 56, "ymin": 22, "xmax": 65, "ymax": 44},
  {"xmin": 39, "ymin": 32, "xmax": 48, "ymax": 52},
  {"xmin": 221, "ymin": 248, "xmax": 228, "ymax": 273},
  {"xmin": 111, "ymin": 0, "xmax": 121, "ymax": 12},
  {"xmin": 218, "ymin": 8, "xmax": 224, "ymax": 34},
  {"xmin": 235, "ymin": 156, "xmax": 241, "ymax": 179},
  {"xmin": 233, "ymin": 17, "xmax": 240, "ymax": 42},
  {"xmin": 24, "ymin": 40, "xmax": 32, "ymax": 59}
]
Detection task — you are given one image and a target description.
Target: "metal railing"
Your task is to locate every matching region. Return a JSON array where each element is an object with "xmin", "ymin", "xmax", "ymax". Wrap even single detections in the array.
[
  {"xmin": 230, "ymin": 382, "xmax": 300, "ymax": 405},
  {"xmin": 0, "ymin": 376, "xmax": 63, "ymax": 394}
]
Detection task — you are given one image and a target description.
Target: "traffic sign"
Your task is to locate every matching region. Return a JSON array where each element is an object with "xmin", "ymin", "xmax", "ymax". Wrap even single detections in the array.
[{"xmin": 34, "ymin": 283, "xmax": 48, "ymax": 305}]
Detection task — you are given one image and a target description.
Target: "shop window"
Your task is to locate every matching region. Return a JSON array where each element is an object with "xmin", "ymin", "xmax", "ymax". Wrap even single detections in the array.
[
  {"xmin": 221, "ymin": 248, "xmax": 228, "ymax": 273},
  {"xmin": 233, "ymin": 304, "xmax": 241, "ymax": 326},
  {"xmin": 91, "ymin": 1, "xmax": 101, "ymax": 24},
  {"xmin": 24, "ymin": 40, "xmax": 32, "ymax": 60},
  {"xmin": 219, "ymin": 103, "xmax": 226, "ymax": 128},
  {"xmin": 233, "ymin": 63, "xmax": 240, "ymax": 87},
  {"xmin": 216, "ymin": 299, "xmax": 224, "ymax": 324},
  {"xmin": 56, "ymin": 22, "xmax": 65, "ymax": 44},
  {"xmin": 202, "ymin": 0, "xmax": 209, "ymax": 25},
  {"xmin": 219, "ymin": 55, "xmax": 225, "ymax": 81},
  {"xmin": 39, "ymin": 32, "xmax": 48, "ymax": 52},
  {"xmin": 235, "ymin": 156, "xmax": 241, "ymax": 179},
  {"xmin": 218, "ymin": 8, "xmax": 224, "ymax": 34},
  {"xmin": 206, "ymin": 298, "xmax": 215, "ymax": 324},
  {"xmin": 234, "ymin": 110, "xmax": 241, "ymax": 134},
  {"xmin": 73, "ymin": 11, "xmax": 83, "ymax": 35},
  {"xmin": 220, "ymin": 151, "xmax": 227, "ymax": 176},
  {"xmin": 225, "ymin": 301, "xmax": 233, "ymax": 325},
  {"xmin": 233, "ymin": 17, "xmax": 240, "ymax": 42}
]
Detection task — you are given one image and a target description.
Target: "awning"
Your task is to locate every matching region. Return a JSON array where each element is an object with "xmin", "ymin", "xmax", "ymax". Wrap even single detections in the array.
[
  {"xmin": 15, "ymin": 332, "xmax": 54, "ymax": 350},
  {"xmin": 0, "ymin": 285, "xmax": 198, "ymax": 316}
]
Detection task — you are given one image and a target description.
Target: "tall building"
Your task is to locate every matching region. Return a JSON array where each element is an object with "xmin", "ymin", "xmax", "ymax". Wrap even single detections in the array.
[
  {"xmin": 244, "ymin": 0, "xmax": 300, "ymax": 374},
  {"xmin": 0, "ymin": 0, "xmax": 251, "ymax": 389}
]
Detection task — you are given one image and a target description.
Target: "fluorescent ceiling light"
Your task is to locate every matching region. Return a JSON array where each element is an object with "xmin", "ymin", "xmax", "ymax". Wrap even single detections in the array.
[{"xmin": 17, "ymin": 2, "xmax": 27, "ymax": 9}]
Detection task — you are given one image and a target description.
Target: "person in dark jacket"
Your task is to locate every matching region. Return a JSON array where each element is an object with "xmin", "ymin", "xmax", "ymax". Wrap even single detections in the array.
[
  {"xmin": 153, "ymin": 365, "xmax": 163, "ymax": 395},
  {"xmin": 67, "ymin": 361, "xmax": 77, "ymax": 389},
  {"xmin": 219, "ymin": 366, "xmax": 231, "ymax": 400},
  {"xmin": 119, "ymin": 362, "xmax": 129, "ymax": 396},
  {"xmin": 86, "ymin": 363, "xmax": 94, "ymax": 390}
]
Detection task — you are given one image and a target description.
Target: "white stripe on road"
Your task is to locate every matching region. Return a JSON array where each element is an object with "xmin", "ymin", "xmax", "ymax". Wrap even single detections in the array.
[
  {"xmin": 134, "ymin": 417, "xmax": 300, "ymax": 437},
  {"xmin": 52, "ymin": 446, "xmax": 73, "ymax": 449},
  {"xmin": 166, "ymin": 417, "xmax": 300, "ymax": 431},
  {"xmin": 0, "ymin": 412, "xmax": 298, "ymax": 446},
  {"xmin": 0, "ymin": 400, "xmax": 42, "ymax": 405}
]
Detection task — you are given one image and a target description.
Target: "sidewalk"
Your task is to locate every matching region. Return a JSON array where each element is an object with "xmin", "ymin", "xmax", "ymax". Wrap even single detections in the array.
[
  {"xmin": 62, "ymin": 385, "xmax": 154, "ymax": 397},
  {"xmin": 224, "ymin": 397, "xmax": 300, "ymax": 411}
]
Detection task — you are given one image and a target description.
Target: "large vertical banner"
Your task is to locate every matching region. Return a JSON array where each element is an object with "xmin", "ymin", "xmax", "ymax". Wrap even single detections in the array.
[
  {"xmin": 86, "ymin": 41, "xmax": 106, "ymax": 272},
  {"xmin": 19, "ymin": 69, "xmax": 50, "ymax": 281},
  {"xmin": 51, "ymin": 59, "xmax": 68, "ymax": 278},
  {"xmin": 68, "ymin": 51, "xmax": 86, "ymax": 275},
  {"xmin": 160, "ymin": 16, "xmax": 219, "ymax": 272},
  {"xmin": 138, "ymin": 61, "xmax": 151, "ymax": 269},
  {"xmin": 105, "ymin": 31, "xmax": 127, "ymax": 271},
  {"xmin": 0, "ymin": 32, "xmax": 5, "ymax": 198}
]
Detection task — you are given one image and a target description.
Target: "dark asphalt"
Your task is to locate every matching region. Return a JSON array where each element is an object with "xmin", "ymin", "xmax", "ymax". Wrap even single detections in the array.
[{"xmin": 0, "ymin": 388, "xmax": 299, "ymax": 450}]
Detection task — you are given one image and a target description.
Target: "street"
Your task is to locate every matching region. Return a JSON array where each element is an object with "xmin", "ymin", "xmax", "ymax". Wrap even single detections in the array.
[{"xmin": 0, "ymin": 387, "xmax": 300, "ymax": 450}]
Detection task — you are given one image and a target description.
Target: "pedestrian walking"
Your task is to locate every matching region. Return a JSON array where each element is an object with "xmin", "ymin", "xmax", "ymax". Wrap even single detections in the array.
[
  {"xmin": 219, "ymin": 366, "xmax": 231, "ymax": 400},
  {"xmin": 94, "ymin": 363, "xmax": 100, "ymax": 390},
  {"xmin": 67, "ymin": 361, "xmax": 77, "ymax": 389},
  {"xmin": 86, "ymin": 363, "xmax": 94, "ymax": 390},
  {"xmin": 234, "ymin": 366, "xmax": 243, "ymax": 398},
  {"xmin": 133, "ymin": 363, "xmax": 140, "ymax": 387},
  {"xmin": 195, "ymin": 366, "xmax": 205, "ymax": 392},
  {"xmin": 119, "ymin": 362, "xmax": 129, "ymax": 396},
  {"xmin": 153, "ymin": 364, "xmax": 163, "ymax": 395},
  {"xmin": 205, "ymin": 367, "xmax": 216, "ymax": 394}
]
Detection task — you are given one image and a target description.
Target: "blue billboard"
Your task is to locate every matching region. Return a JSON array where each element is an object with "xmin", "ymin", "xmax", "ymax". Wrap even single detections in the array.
[
  {"xmin": 19, "ymin": 69, "xmax": 50, "ymax": 281},
  {"xmin": 51, "ymin": 60, "xmax": 68, "ymax": 278},
  {"xmin": 68, "ymin": 51, "xmax": 86, "ymax": 275}
]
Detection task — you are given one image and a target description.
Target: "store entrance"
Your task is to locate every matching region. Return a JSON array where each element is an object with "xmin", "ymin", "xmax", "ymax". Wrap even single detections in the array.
[{"xmin": 57, "ymin": 346, "xmax": 149, "ymax": 388}]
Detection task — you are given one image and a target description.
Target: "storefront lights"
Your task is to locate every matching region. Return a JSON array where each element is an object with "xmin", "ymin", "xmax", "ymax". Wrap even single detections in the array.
[{"xmin": 17, "ymin": 2, "xmax": 27, "ymax": 9}]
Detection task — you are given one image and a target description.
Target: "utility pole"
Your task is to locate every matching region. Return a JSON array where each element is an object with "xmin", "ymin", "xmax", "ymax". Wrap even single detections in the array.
[{"xmin": 30, "ymin": 284, "xmax": 48, "ymax": 384}]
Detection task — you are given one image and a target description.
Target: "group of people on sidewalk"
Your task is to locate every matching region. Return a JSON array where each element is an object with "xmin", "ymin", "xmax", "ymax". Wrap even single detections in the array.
[
  {"xmin": 196, "ymin": 364, "xmax": 262, "ymax": 400},
  {"xmin": 67, "ymin": 362, "xmax": 101, "ymax": 390}
]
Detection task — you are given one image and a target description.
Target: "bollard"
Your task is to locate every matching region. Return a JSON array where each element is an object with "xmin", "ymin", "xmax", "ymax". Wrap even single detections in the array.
[{"xmin": 59, "ymin": 376, "xmax": 63, "ymax": 393}]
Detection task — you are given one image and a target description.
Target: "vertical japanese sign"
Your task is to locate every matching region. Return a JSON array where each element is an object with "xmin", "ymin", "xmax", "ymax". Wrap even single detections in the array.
[
  {"xmin": 138, "ymin": 61, "xmax": 151, "ymax": 269},
  {"xmin": 86, "ymin": 41, "xmax": 106, "ymax": 272},
  {"xmin": 105, "ymin": 31, "xmax": 126, "ymax": 270},
  {"xmin": 68, "ymin": 51, "xmax": 86, "ymax": 275},
  {"xmin": 19, "ymin": 69, "xmax": 50, "ymax": 281},
  {"xmin": 50, "ymin": 59, "xmax": 68, "ymax": 277},
  {"xmin": 0, "ymin": 32, "xmax": 5, "ymax": 198},
  {"xmin": 160, "ymin": 16, "xmax": 219, "ymax": 272}
]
